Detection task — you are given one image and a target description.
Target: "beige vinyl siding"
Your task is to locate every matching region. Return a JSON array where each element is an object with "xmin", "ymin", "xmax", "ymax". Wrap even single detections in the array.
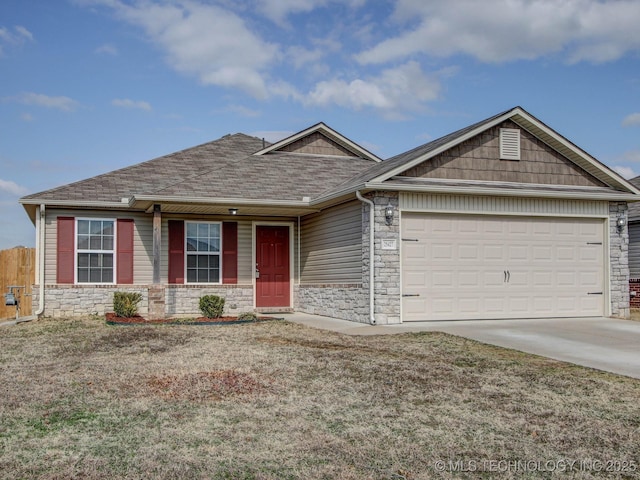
[
  {"xmin": 630, "ymin": 222, "xmax": 640, "ymax": 278},
  {"xmin": 400, "ymin": 193, "xmax": 609, "ymax": 217},
  {"xmin": 43, "ymin": 209, "xmax": 153, "ymax": 284},
  {"xmin": 300, "ymin": 200, "xmax": 362, "ymax": 284},
  {"xmin": 237, "ymin": 221, "xmax": 253, "ymax": 283}
]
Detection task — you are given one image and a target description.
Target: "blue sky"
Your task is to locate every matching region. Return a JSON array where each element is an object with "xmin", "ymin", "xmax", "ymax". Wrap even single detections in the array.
[{"xmin": 1, "ymin": 0, "xmax": 639, "ymax": 249}]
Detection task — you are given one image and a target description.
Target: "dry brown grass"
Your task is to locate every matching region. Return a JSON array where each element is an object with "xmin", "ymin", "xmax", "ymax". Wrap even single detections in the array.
[{"xmin": 0, "ymin": 317, "xmax": 638, "ymax": 479}]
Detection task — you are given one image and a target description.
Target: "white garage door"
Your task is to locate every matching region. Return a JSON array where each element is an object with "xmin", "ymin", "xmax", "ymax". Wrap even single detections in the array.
[{"xmin": 401, "ymin": 213, "xmax": 605, "ymax": 321}]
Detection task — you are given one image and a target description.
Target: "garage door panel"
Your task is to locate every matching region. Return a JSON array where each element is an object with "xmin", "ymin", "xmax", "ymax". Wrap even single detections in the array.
[{"xmin": 402, "ymin": 213, "xmax": 605, "ymax": 321}]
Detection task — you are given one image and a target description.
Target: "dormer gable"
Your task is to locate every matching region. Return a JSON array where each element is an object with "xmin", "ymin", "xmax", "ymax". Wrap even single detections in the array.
[{"xmin": 253, "ymin": 122, "xmax": 381, "ymax": 162}]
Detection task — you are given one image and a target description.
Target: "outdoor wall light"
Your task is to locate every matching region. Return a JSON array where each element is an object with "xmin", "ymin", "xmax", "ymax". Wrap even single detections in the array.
[
  {"xmin": 229, "ymin": 208, "xmax": 238, "ymax": 215},
  {"xmin": 385, "ymin": 204, "xmax": 394, "ymax": 225},
  {"xmin": 617, "ymin": 216, "xmax": 626, "ymax": 232}
]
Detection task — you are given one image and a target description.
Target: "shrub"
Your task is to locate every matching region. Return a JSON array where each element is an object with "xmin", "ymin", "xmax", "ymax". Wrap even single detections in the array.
[
  {"xmin": 113, "ymin": 292, "xmax": 142, "ymax": 318},
  {"xmin": 199, "ymin": 295, "xmax": 225, "ymax": 319},
  {"xmin": 237, "ymin": 311, "xmax": 258, "ymax": 322}
]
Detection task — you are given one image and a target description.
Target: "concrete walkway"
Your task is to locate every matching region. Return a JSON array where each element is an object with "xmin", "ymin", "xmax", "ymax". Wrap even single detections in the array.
[{"xmin": 283, "ymin": 313, "xmax": 640, "ymax": 380}]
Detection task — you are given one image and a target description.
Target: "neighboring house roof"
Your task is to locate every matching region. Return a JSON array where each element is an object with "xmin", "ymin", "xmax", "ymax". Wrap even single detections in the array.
[
  {"xmin": 628, "ymin": 176, "xmax": 640, "ymax": 221},
  {"xmin": 21, "ymin": 106, "xmax": 640, "ymax": 221}
]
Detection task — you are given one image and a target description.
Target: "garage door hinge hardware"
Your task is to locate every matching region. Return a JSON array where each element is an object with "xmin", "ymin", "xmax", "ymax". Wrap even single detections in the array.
[
  {"xmin": 586, "ymin": 242, "xmax": 603, "ymax": 245},
  {"xmin": 402, "ymin": 294, "xmax": 420, "ymax": 297},
  {"xmin": 402, "ymin": 238, "xmax": 419, "ymax": 242},
  {"xmin": 587, "ymin": 292, "xmax": 603, "ymax": 295}
]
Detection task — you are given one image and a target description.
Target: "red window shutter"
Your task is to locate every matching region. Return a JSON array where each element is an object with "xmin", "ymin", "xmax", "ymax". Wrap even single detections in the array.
[
  {"xmin": 116, "ymin": 219, "xmax": 134, "ymax": 284},
  {"xmin": 168, "ymin": 220, "xmax": 184, "ymax": 284},
  {"xmin": 57, "ymin": 217, "xmax": 75, "ymax": 284},
  {"xmin": 222, "ymin": 222, "xmax": 238, "ymax": 284}
]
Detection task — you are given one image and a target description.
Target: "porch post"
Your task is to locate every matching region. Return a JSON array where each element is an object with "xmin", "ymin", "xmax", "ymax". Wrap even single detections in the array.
[
  {"xmin": 149, "ymin": 204, "xmax": 165, "ymax": 319},
  {"xmin": 152, "ymin": 204, "xmax": 161, "ymax": 284}
]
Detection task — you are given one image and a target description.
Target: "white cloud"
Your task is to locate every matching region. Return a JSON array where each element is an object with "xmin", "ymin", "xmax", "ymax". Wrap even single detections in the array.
[
  {"xmin": 623, "ymin": 150, "xmax": 640, "ymax": 163},
  {"xmin": 0, "ymin": 25, "xmax": 34, "ymax": 55},
  {"xmin": 224, "ymin": 105, "xmax": 261, "ymax": 118},
  {"xmin": 613, "ymin": 166, "xmax": 635, "ymax": 179},
  {"xmin": 112, "ymin": 98, "xmax": 152, "ymax": 111},
  {"xmin": 622, "ymin": 113, "xmax": 640, "ymax": 127},
  {"xmin": 256, "ymin": 0, "xmax": 365, "ymax": 25},
  {"xmin": 357, "ymin": 0, "xmax": 640, "ymax": 65},
  {"xmin": 0, "ymin": 178, "xmax": 28, "ymax": 196},
  {"xmin": 305, "ymin": 61, "xmax": 444, "ymax": 116},
  {"xmin": 95, "ymin": 43, "xmax": 118, "ymax": 55},
  {"xmin": 86, "ymin": 0, "xmax": 279, "ymax": 99},
  {"xmin": 6, "ymin": 92, "xmax": 79, "ymax": 111},
  {"xmin": 20, "ymin": 113, "xmax": 34, "ymax": 122}
]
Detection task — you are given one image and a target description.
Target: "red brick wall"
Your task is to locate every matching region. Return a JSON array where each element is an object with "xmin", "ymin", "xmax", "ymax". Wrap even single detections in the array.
[{"xmin": 630, "ymin": 279, "xmax": 640, "ymax": 308}]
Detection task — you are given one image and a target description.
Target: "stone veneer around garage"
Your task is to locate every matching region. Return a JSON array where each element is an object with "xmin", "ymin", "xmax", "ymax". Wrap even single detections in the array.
[
  {"xmin": 294, "ymin": 284, "xmax": 369, "ymax": 323},
  {"xmin": 609, "ymin": 201, "xmax": 630, "ymax": 318}
]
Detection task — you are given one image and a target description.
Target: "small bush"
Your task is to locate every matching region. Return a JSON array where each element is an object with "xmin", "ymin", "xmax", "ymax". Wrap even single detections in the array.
[
  {"xmin": 199, "ymin": 295, "xmax": 225, "ymax": 319},
  {"xmin": 113, "ymin": 292, "xmax": 142, "ymax": 318},
  {"xmin": 237, "ymin": 312, "xmax": 258, "ymax": 322}
]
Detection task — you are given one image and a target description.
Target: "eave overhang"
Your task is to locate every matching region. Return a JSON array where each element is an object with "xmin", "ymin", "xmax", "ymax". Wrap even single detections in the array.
[
  {"xmin": 363, "ymin": 181, "xmax": 640, "ymax": 202},
  {"xmin": 130, "ymin": 195, "xmax": 321, "ymax": 216}
]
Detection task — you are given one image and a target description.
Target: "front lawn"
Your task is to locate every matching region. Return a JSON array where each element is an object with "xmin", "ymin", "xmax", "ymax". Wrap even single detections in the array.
[{"xmin": 0, "ymin": 317, "xmax": 638, "ymax": 479}]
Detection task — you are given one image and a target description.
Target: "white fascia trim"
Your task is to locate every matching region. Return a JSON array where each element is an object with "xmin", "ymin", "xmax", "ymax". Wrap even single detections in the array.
[
  {"xmin": 253, "ymin": 122, "xmax": 382, "ymax": 162},
  {"xmin": 310, "ymin": 184, "xmax": 368, "ymax": 206},
  {"xmin": 366, "ymin": 182, "xmax": 640, "ymax": 201},
  {"xmin": 132, "ymin": 195, "xmax": 312, "ymax": 208},
  {"xmin": 19, "ymin": 199, "xmax": 132, "ymax": 209}
]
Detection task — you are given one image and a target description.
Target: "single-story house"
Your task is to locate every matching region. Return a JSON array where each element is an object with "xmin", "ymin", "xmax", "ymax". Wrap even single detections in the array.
[{"xmin": 20, "ymin": 106, "xmax": 639, "ymax": 323}]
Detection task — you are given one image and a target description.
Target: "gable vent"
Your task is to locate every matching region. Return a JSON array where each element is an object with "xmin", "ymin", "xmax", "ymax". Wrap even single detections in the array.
[{"xmin": 500, "ymin": 128, "xmax": 520, "ymax": 160}]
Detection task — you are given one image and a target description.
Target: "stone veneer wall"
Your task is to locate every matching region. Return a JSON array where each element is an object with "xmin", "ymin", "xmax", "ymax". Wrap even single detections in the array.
[
  {"xmin": 32, "ymin": 284, "xmax": 254, "ymax": 318},
  {"xmin": 165, "ymin": 285, "xmax": 254, "ymax": 317},
  {"xmin": 32, "ymin": 285, "xmax": 150, "ymax": 318},
  {"xmin": 294, "ymin": 284, "xmax": 369, "ymax": 323},
  {"xmin": 610, "ymin": 201, "xmax": 630, "ymax": 318},
  {"xmin": 371, "ymin": 192, "xmax": 401, "ymax": 324}
]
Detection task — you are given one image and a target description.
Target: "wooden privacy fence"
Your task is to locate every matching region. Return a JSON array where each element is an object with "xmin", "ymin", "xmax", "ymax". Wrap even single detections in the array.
[{"xmin": 0, "ymin": 247, "xmax": 35, "ymax": 319}]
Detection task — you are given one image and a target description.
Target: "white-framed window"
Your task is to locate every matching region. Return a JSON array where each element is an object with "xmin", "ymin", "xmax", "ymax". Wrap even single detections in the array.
[
  {"xmin": 186, "ymin": 222, "xmax": 221, "ymax": 283},
  {"xmin": 76, "ymin": 218, "xmax": 115, "ymax": 283}
]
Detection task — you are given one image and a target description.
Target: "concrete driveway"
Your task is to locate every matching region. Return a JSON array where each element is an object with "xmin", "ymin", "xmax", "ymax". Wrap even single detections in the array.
[{"xmin": 286, "ymin": 314, "xmax": 640, "ymax": 380}]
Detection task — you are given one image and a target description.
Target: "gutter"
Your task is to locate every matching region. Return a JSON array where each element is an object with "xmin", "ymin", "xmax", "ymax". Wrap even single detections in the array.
[
  {"xmin": 356, "ymin": 191, "xmax": 375, "ymax": 324},
  {"xmin": 363, "ymin": 182, "xmax": 640, "ymax": 202},
  {"xmin": 34, "ymin": 204, "xmax": 45, "ymax": 317}
]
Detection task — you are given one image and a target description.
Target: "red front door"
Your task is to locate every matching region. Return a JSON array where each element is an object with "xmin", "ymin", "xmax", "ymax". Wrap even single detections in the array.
[{"xmin": 256, "ymin": 225, "xmax": 290, "ymax": 308}]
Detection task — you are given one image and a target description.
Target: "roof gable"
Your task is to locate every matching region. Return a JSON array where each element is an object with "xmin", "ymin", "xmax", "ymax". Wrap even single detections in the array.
[
  {"xmin": 401, "ymin": 119, "xmax": 606, "ymax": 187},
  {"xmin": 372, "ymin": 106, "xmax": 639, "ymax": 194},
  {"xmin": 254, "ymin": 122, "xmax": 381, "ymax": 162}
]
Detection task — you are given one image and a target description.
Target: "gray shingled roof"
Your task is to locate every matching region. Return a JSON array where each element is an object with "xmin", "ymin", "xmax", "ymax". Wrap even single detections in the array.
[
  {"xmin": 21, "ymin": 133, "xmax": 376, "ymax": 204},
  {"xmin": 629, "ymin": 176, "xmax": 640, "ymax": 221},
  {"xmin": 321, "ymin": 108, "xmax": 513, "ymax": 198}
]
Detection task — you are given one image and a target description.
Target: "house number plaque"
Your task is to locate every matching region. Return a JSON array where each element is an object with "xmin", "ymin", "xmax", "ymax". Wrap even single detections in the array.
[{"xmin": 381, "ymin": 239, "xmax": 397, "ymax": 250}]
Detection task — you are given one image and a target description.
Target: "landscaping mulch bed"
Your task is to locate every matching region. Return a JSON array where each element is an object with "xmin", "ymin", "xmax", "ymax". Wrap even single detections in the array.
[{"xmin": 105, "ymin": 312, "xmax": 281, "ymax": 325}]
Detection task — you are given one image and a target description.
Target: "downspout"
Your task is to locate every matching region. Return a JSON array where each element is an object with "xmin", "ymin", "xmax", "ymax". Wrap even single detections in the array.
[
  {"xmin": 356, "ymin": 191, "xmax": 375, "ymax": 324},
  {"xmin": 34, "ymin": 204, "xmax": 46, "ymax": 316},
  {"xmin": 297, "ymin": 216, "xmax": 301, "ymax": 284}
]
